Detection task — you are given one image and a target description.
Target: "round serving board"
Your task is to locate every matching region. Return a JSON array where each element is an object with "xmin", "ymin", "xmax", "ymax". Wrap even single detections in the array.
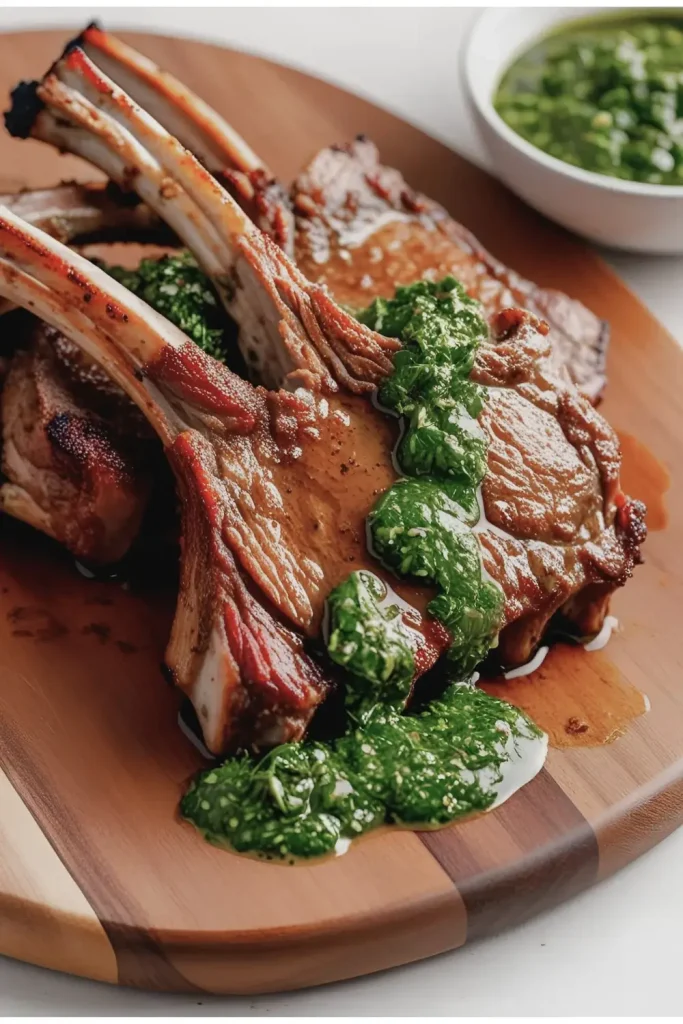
[{"xmin": 0, "ymin": 29, "xmax": 681, "ymax": 996}]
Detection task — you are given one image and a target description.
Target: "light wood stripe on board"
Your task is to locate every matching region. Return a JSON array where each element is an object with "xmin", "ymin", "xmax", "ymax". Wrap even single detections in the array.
[{"xmin": 0, "ymin": 766, "xmax": 117, "ymax": 982}]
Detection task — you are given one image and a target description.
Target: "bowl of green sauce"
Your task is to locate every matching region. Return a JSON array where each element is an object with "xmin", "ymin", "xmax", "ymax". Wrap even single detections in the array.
[{"xmin": 465, "ymin": 8, "xmax": 683, "ymax": 252}]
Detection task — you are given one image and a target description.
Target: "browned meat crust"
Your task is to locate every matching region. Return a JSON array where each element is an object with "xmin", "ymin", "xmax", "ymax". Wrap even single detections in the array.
[
  {"xmin": 0, "ymin": 183, "xmax": 173, "ymax": 561},
  {"xmin": 472, "ymin": 308, "xmax": 644, "ymax": 663},
  {"xmin": 291, "ymin": 138, "xmax": 609, "ymax": 403},
  {"xmin": 1, "ymin": 320, "xmax": 154, "ymax": 563}
]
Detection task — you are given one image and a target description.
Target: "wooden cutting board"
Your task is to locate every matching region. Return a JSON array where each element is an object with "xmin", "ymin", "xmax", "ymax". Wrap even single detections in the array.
[{"xmin": 0, "ymin": 29, "xmax": 681, "ymax": 995}]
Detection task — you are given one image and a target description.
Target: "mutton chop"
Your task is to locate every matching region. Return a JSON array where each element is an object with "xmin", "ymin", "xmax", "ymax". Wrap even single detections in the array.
[
  {"xmin": 55, "ymin": 23, "xmax": 608, "ymax": 401},
  {"xmin": 3, "ymin": 47, "xmax": 645, "ymax": 748},
  {"xmin": 2, "ymin": 27, "xmax": 607, "ymax": 567}
]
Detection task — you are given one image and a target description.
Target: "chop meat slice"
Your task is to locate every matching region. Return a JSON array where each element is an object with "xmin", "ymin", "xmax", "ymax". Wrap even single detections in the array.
[
  {"xmin": 2, "ymin": 46, "xmax": 645, "ymax": 749},
  {"xmin": 0, "ymin": 184, "xmax": 172, "ymax": 562},
  {"xmin": 50, "ymin": 24, "xmax": 606, "ymax": 399},
  {"xmin": 471, "ymin": 307, "xmax": 643, "ymax": 662},
  {"xmin": 2, "ymin": 319, "xmax": 152, "ymax": 562},
  {"xmin": 290, "ymin": 138, "xmax": 608, "ymax": 403}
]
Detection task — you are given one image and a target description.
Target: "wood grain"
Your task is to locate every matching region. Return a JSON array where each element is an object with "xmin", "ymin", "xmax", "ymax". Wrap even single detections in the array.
[
  {"xmin": 0, "ymin": 28, "xmax": 681, "ymax": 993},
  {"xmin": 0, "ymin": 768, "xmax": 117, "ymax": 982}
]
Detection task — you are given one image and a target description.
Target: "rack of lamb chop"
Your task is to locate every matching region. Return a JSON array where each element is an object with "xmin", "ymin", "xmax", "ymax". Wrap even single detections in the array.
[
  {"xmin": 0, "ymin": 43, "xmax": 645, "ymax": 757},
  {"xmin": 42, "ymin": 22, "xmax": 609, "ymax": 401},
  {"xmin": 0, "ymin": 183, "xmax": 174, "ymax": 562}
]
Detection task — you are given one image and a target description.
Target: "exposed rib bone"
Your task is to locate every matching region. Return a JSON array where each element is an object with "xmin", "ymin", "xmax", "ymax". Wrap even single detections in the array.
[
  {"xmin": 0, "ymin": 182, "xmax": 171, "ymax": 247},
  {"xmin": 78, "ymin": 23, "xmax": 266, "ymax": 175},
  {"xmin": 74, "ymin": 22, "xmax": 294, "ymax": 248},
  {"xmin": 13, "ymin": 47, "xmax": 398, "ymax": 394},
  {"xmin": 0, "ymin": 250, "xmax": 176, "ymax": 441},
  {"xmin": 0, "ymin": 182, "xmax": 174, "ymax": 319},
  {"xmin": 57, "ymin": 26, "xmax": 607, "ymax": 401}
]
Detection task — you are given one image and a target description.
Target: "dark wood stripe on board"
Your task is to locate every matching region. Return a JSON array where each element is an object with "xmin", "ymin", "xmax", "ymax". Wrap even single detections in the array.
[{"xmin": 419, "ymin": 769, "xmax": 599, "ymax": 940}]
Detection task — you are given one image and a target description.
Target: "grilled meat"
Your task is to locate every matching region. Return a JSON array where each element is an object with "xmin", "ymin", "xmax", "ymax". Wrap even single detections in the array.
[
  {"xmin": 2, "ymin": 318, "xmax": 153, "ymax": 562},
  {"xmin": 292, "ymin": 138, "xmax": 609, "ymax": 402},
  {"xmin": 0, "ymin": 208, "xmax": 417, "ymax": 753}
]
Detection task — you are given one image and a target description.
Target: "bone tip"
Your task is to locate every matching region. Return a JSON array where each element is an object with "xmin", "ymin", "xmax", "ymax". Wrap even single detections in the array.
[
  {"xmin": 61, "ymin": 20, "xmax": 102, "ymax": 59},
  {"xmin": 4, "ymin": 80, "xmax": 42, "ymax": 139}
]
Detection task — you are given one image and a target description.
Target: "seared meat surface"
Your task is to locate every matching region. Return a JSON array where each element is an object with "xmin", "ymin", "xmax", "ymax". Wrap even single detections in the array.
[
  {"xmin": 472, "ymin": 308, "xmax": 643, "ymax": 662},
  {"xmin": 292, "ymin": 138, "xmax": 608, "ymax": 403},
  {"xmin": 0, "ymin": 183, "xmax": 172, "ymax": 561},
  {"xmin": 1, "ymin": 319, "xmax": 154, "ymax": 563}
]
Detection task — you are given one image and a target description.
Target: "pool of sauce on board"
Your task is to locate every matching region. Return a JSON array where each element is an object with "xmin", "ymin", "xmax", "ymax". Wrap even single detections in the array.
[
  {"xmin": 482, "ymin": 640, "xmax": 648, "ymax": 749},
  {"xmin": 481, "ymin": 427, "xmax": 670, "ymax": 749}
]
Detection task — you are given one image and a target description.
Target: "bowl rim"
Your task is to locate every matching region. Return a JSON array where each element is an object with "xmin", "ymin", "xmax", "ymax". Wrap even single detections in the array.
[{"xmin": 464, "ymin": 6, "xmax": 683, "ymax": 199}]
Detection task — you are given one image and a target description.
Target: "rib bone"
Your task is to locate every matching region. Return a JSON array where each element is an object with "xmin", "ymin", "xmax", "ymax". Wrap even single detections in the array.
[
  {"xmin": 0, "ymin": 181, "xmax": 171, "ymax": 248},
  {"xmin": 11, "ymin": 47, "xmax": 398, "ymax": 395},
  {"xmin": 75, "ymin": 22, "xmax": 293, "ymax": 249}
]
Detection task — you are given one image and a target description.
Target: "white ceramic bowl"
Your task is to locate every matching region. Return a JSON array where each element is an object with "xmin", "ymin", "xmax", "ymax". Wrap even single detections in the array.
[{"xmin": 464, "ymin": 7, "xmax": 683, "ymax": 253}]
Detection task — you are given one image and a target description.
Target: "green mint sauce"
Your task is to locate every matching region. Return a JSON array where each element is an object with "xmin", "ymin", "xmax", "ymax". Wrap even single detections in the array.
[
  {"xmin": 358, "ymin": 277, "xmax": 503, "ymax": 675},
  {"xmin": 104, "ymin": 251, "xmax": 230, "ymax": 360},
  {"xmin": 495, "ymin": 14, "xmax": 683, "ymax": 185}
]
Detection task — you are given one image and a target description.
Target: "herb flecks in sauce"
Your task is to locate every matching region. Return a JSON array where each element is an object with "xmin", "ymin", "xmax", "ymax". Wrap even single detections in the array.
[
  {"xmin": 495, "ymin": 16, "xmax": 683, "ymax": 185},
  {"xmin": 361, "ymin": 277, "xmax": 504, "ymax": 675},
  {"xmin": 326, "ymin": 570, "xmax": 416, "ymax": 714},
  {"xmin": 372, "ymin": 482, "xmax": 502, "ymax": 674},
  {"xmin": 182, "ymin": 277, "xmax": 546, "ymax": 861},
  {"xmin": 104, "ymin": 252, "xmax": 229, "ymax": 359},
  {"xmin": 182, "ymin": 681, "xmax": 545, "ymax": 861}
]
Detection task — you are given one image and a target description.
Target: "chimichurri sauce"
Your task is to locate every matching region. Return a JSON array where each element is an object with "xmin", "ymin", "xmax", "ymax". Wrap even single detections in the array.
[
  {"xmin": 105, "ymin": 252, "xmax": 231, "ymax": 360},
  {"xmin": 182, "ymin": 278, "xmax": 547, "ymax": 861},
  {"xmin": 358, "ymin": 279, "xmax": 503, "ymax": 676},
  {"xmin": 182, "ymin": 674, "xmax": 545, "ymax": 861},
  {"xmin": 495, "ymin": 15, "xmax": 683, "ymax": 185}
]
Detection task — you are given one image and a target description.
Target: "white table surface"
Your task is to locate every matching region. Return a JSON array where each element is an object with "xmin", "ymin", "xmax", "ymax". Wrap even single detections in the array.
[{"xmin": 0, "ymin": 7, "xmax": 682, "ymax": 1017}]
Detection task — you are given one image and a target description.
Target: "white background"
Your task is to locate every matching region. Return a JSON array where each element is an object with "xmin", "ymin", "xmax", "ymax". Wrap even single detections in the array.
[{"xmin": 0, "ymin": 6, "xmax": 682, "ymax": 1016}]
